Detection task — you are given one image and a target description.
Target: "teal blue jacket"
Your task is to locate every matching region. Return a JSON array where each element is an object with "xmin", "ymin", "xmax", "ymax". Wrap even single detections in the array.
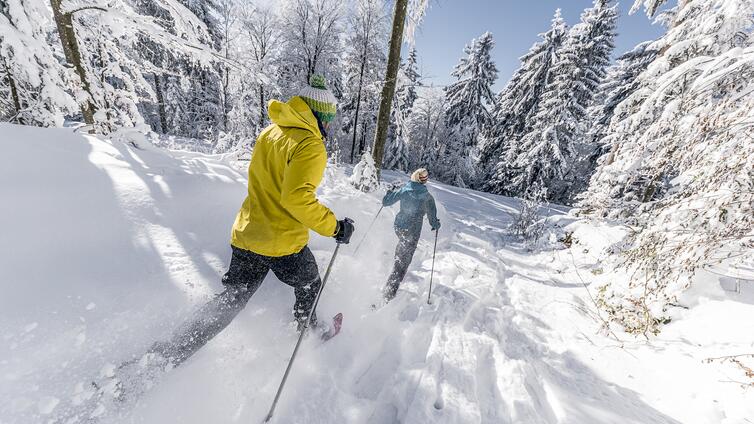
[{"xmin": 382, "ymin": 181, "xmax": 440, "ymax": 233}]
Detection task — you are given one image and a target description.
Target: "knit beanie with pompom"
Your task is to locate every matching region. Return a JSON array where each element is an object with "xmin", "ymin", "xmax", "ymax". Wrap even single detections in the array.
[{"xmin": 298, "ymin": 74, "xmax": 337, "ymax": 124}]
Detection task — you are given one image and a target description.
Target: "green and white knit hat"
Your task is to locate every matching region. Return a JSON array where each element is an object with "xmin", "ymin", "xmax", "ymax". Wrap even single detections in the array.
[{"xmin": 299, "ymin": 74, "xmax": 337, "ymax": 123}]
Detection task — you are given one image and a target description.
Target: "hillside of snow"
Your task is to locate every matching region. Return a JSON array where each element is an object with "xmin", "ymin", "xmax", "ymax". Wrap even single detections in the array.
[{"xmin": 1, "ymin": 123, "xmax": 753, "ymax": 424}]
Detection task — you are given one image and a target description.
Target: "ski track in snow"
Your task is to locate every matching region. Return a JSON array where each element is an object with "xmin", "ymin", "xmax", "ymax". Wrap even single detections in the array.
[{"xmin": 1, "ymin": 124, "xmax": 752, "ymax": 424}]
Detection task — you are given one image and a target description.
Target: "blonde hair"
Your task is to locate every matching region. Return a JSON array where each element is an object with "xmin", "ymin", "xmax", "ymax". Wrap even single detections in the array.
[{"xmin": 410, "ymin": 168, "xmax": 429, "ymax": 183}]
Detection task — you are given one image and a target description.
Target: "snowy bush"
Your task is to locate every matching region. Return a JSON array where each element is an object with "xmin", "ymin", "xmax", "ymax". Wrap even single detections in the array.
[
  {"xmin": 509, "ymin": 184, "xmax": 548, "ymax": 249},
  {"xmin": 349, "ymin": 150, "xmax": 380, "ymax": 192}
]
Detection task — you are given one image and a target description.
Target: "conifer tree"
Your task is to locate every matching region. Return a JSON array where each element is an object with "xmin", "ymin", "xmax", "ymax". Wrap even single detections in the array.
[
  {"xmin": 385, "ymin": 47, "xmax": 421, "ymax": 172},
  {"xmin": 583, "ymin": 0, "xmax": 754, "ymax": 213},
  {"xmin": 396, "ymin": 47, "xmax": 420, "ymax": 113},
  {"xmin": 482, "ymin": 9, "xmax": 567, "ymax": 193},
  {"xmin": 504, "ymin": 0, "xmax": 617, "ymax": 203},
  {"xmin": 440, "ymin": 32, "xmax": 498, "ymax": 186},
  {"xmin": 585, "ymin": 41, "xmax": 657, "ymax": 168}
]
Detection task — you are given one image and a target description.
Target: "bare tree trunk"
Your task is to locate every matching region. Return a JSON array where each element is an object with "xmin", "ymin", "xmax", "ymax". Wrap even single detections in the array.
[
  {"xmin": 358, "ymin": 120, "xmax": 367, "ymax": 154},
  {"xmin": 259, "ymin": 84, "xmax": 266, "ymax": 128},
  {"xmin": 50, "ymin": 0, "xmax": 96, "ymax": 130},
  {"xmin": 153, "ymin": 73, "xmax": 168, "ymax": 133},
  {"xmin": 349, "ymin": 59, "xmax": 366, "ymax": 163},
  {"xmin": 371, "ymin": 0, "xmax": 408, "ymax": 179},
  {"xmin": 222, "ymin": 66, "xmax": 231, "ymax": 131},
  {"xmin": 96, "ymin": 39, "xmax": 112, "ymax": 133},
  {"xmin": 1, "ymin": 57, "xmax": 23, "ymax": 124}
]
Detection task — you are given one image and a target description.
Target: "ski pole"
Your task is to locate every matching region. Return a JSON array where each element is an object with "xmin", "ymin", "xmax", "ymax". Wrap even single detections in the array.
[
  {"xmin": 353, "ymin": 206, "xmax": 383, "ymax": 253},
  {"xmin": 263, "ymin": 243, "xmax": 341, "ymax": 423},
  {"xmin": 426, "ymin": 228, "xmax": 439, "ymax": 305}
]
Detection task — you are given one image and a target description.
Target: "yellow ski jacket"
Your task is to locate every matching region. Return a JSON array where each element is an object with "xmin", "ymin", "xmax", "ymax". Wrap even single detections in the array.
[{"xmin": 230, "ymin": 96, "xmax": 337, "ymax": 257}]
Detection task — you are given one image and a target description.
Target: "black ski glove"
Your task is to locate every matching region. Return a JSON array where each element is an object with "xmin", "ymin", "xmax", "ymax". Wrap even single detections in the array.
[
  {"xmin": 431, "ymin": 220, "xmax": 441, "ymax": 231},
  {"xmin": 387, "ymin": 181, "xmax": 403, "ymax": 192},
  {"xmin": 334, "ymin": 218, "xmax": 355, "ymax": 244}
]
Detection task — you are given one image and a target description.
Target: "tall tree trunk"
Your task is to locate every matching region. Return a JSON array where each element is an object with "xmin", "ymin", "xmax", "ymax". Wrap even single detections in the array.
[
  {"xmin": 259, "ymin": 84, "xmax": 266, "ymax": 128},
  {"xmin": 2, "ymin": 57, "xmax": 23, "ymax": 124},
  {"xmin": 153, "ymin": 73, "xmax": 168, "ymax": 133},
  {"xmin": 371, "ymin": 0, "xmax": 408, "ymax": 179},
  {"xmin": 358, "ymin": 120, "xmax": 367, "ymax": 154},
  {"xmin": 349, "ymin": 58, "xmax": 366, "ymax": 163},
  {"xmin": 96, "ymin": 40, "xmax": 112, "ymax": 133},
  {"xmin": 222, "ymin": 67, "xmax": 230, "ymax": 132},
  {"xmin": 50, "ymin": 0, "xmax": 96, "ymax": 130}
]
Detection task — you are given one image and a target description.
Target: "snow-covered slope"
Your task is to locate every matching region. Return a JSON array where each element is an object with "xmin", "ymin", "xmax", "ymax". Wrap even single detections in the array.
[{"xmin": 1, "ymin": 123, "xmax": 752, "ymax": 424}]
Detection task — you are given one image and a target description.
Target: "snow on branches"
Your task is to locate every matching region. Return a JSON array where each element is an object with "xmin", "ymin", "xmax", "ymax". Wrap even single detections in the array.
[
  {"xmin": 350, "ymin": 150, "xmax": 380, "ymax": 192},
  {"xmin": 0, "ymin": 0, "xmax": 78, "ymax": 126},
  {"xmin": 503, "ymin": 1, "xmax": 617, "ymax": 204},
  {"xmin": 583, "ymin": 0, "xmax": 754, "ymax": 336},
  {"xmin": 483, "ymin": 9, "xmax": 568, "ymax": 195},
  {"xmin": 440, "ymin": 31, "xmax": 498, "ymax": 187}
]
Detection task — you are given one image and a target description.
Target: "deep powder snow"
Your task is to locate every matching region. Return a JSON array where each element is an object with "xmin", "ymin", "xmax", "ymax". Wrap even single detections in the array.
[{"xmin": 1, "ymin": 123, "xmax": 752, "ymax": 424}]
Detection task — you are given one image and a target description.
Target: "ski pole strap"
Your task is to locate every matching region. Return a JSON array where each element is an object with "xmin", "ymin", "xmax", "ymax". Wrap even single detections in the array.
[{"xmin": 264, "ymin": 244, "xmax": 341, "ymax": 423}]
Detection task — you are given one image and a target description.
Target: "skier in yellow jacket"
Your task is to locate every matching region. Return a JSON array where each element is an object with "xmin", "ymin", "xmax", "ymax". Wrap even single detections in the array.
[{"xmin": 149, "ymin": 75, "xmax": 355, "ymax": 367}]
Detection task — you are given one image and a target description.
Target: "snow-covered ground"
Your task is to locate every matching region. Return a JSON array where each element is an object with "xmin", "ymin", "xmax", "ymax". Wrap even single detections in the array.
[{"xmin": 1, "ymin": 123, "xmax": 752, "ymax": 424}]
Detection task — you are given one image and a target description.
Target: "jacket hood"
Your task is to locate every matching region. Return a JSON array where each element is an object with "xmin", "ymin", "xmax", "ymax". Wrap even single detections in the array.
[{"xmin": 268, "ymin": 96, "xmax": 322, "ymax": 139}]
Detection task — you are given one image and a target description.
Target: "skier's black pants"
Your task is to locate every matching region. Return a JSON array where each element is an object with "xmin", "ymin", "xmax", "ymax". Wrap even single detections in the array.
[
  {"xmin": 383, "ymin": 228, "xmax": 420, "ymax": 300},
  {"xmin": 151, "ymin": 245, "xmax": 322, "ymax": 366}
]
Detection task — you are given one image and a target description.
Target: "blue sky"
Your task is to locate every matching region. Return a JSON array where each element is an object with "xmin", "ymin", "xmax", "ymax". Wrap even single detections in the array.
[{"xmin": 410, "ymin": 1, "xmax": 665, "ymax": 90}]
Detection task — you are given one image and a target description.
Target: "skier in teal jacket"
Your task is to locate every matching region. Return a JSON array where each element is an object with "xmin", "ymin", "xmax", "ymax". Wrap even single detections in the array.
[{"xmin": 382, "ymin": 168, "xmax": 441, "ymax": 301}]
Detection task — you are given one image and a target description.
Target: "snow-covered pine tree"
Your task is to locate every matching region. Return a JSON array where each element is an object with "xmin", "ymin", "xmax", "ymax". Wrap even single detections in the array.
[
  {"xmin": 396, "ymin": 47, "xmax": 420, "ymax": 114},
  {"xmin": 339, "ymin": 0, "xmax": 387, "ymax": 163},
  {"xmin": 482, "ymin": 9, "xmax": 567, "ymax": 194},
  {"xmin": 383, "ymin": 98, "xmax": 410, "ymax": 171},
  {"xmin": 582, "ymin": 0, "xmax": 753, "ymax": 215},
  {"xmin": 384, "ymin": 47, "xmax": 421, "ymax": 172},
  {"xmin": 505, "ymin": 0, "xmax": 617, "ymax": 204},
  {"xmin": 0, "ymin": 0, "xmax": 78, "ymax": 126},
  {"xmin": 584, "ymin": 41, "xmax": 658, "ymax": 169},
  {"xmin": 440, "ymin": 32, "xmax": 498, "ymax": 187},
  {"xmin": 581, "ymin": 0, "xmax": 754, "ymax": 335},
  {"xmin": 349, "ymin": 149, "xmax": 380, "ymax": 192}
]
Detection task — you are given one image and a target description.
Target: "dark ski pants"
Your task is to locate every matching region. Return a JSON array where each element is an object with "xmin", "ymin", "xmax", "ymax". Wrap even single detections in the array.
[
  {"xmin": 150, "ymin": 245, "xmax": 322, "ymax": 366},
  {"xmin": 383, "ymin": 228, "xmax": 421, "ymax": 300}
]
